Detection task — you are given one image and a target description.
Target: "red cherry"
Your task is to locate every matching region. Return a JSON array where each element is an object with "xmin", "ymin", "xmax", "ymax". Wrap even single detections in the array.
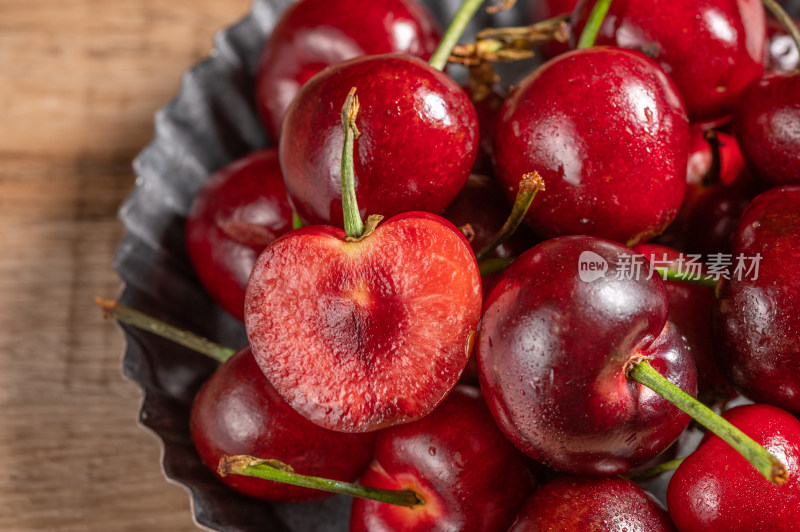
[
  {"xmin": 185, "ymin": 148, "xmax": 292, "ymax": 321},
  {"xmin": 527, "ymin": 0, "xmax": 577, "ymax": 60},
  {"xmin": 733, "ymin": 72, "xmax": 800, "ymax": 187},
  {"xmin": 493, "ymin": 47, "xmax": 689, "ymax": 246},
  {"xmin": 244, "ymin": 212, "xmax": 482, "ymax": 432},
  {"xmin": 477, "ymin": 236, "xmax": 696, "ymax": 475},
  {"xmin": 280, "ymin": 54, "xmax": 479, "ymax": 227},
  {"xmin": 190, "ymin": 347, "xmax": 375, "ymax": 501},
  {"xmin": 509, "ymin": 476, "xmax": 676, "ymax": 531},
  {"xmin": 713, "ymin": 186, "xmax": 800, "ymax": 411},
  {"xmin": 572, "ymin": 0, "xmax": 766, "ymax": 124},
  {"xmin": 667, "ymin": 404, "xmax": 800, "ymax": 531},
  {"xmin": 766, "ymin": 15, "xmax": 800, "ymax": 72},
  {"xmin": 350, "ymin": 385, "xmax": 539, "ymax": 532},
  {"xmin": 255, "ymin": 0, "xmax": 439, "ymax": 141}
]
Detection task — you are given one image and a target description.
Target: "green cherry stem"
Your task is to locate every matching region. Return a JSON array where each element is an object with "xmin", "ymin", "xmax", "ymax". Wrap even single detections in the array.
[
  {"xmin": 475, "ymin": 171, "xmax": 545, "ymax": 262},
  {"xmin": 762, "ymin": 0, "xmax": 800, "ymax": 66},
  {"xmin": 94, "ymin": 297, "xmax": 236, "ymax": 363},
  {"xmin": 628, "ymin": 360, "xmax": 788, "ymax": 486},
  {"xmin": 340, "ymin": 87, "xmax": 366, "ymax": 239},
  {"xmin": 292, "ymin": 211, "xmax": 305, "ymax": 230},
  {"xmin": 576, "ymin": 0, "xmax": 614, "ymax": 49},
  {"xmin": 478, "ymin": 256, "xmax": 515, "ymax": 276},
  {"xmin": 624, "ymin": 457, "xmax": 685, "ymax": 480},
  {"xmin": 429, "ymin": 0, "xmax": 490, "ymax": 70},
  {"xmin": 219, "ymin": 455, "xmax": 424, "ymax": 508},
  {"xmin": 653, "ymin": 267, "xmax": 719, "ymax": 290}
]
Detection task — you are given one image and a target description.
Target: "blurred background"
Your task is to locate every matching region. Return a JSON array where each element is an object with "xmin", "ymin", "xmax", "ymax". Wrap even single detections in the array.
[{"xmin": 0, "ymin": 1, "xmax": 250, "ymax": 529}]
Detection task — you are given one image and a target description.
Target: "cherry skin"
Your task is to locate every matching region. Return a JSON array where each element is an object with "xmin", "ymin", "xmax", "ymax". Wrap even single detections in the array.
[
  {"xmin": 667, "ymin": 404, "xmax": 800, "ymax": 531},
  {"xmin": 350, "ymin": 385, "xmax": 539, "ymax": 532},
  {"xmin": 634, "ymin": 243, "xmax": 733, "ymax": 406},
  {"xmin": 255, "ymin": 0, "xmax": 439, "ymax": 141},
  {"xmin": 189, "ymin": 347, "xmax": 375, "ymax": 501},
  {"xmin": 478, "ymin": 235, "xmax": 697, "ymax": 475},
  {"xmin": 185, "ymin": 148, "xmax": 292, "ymax": 321},
  {"xmin": 572, "ymin": 0, "xmax": 766, "ymax": 124},
  {"xmin": 244, "ymin": 212, "xmax": 482, "ymax": 433},
  {"xmin": 509, "ymin": 476, "xmax": 676, "ymax": 531},
  {"xmin": 492, "ymin": 47, "xmax": 689, "ymax": 246},
  {"xmin": 280, "ymin": 54, "xmax": 479, "ymax": 227},
  {"xmin": 712, "ymin": 186, "xmax": 800, "ymax": 411},
  {"xmin": 733, "ymin": 73, "xmax": 800, "ymax": 187}
]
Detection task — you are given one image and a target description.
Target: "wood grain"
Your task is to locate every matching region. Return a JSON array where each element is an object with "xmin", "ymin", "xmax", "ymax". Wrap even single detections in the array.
[{"xmin": 0, "ymin": 1, "xmax": 252, "ymax": 529}]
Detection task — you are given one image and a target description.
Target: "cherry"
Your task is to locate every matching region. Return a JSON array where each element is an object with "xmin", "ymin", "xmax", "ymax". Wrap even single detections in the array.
[
  {"xmin": 713, "ymin": 186, "xmax": 800, "ymax": 411},
  {"xmin": 245, "ymin": 90, "xmax": 482, "ymax": 432},
  {"xmin": 509, "ymin": 476, "xmax": 676, "ymax": 531},
  {"xmin": 255, "ymin": 0, "xmax": 440, "ymax": 141},
  {"xmin": 279, "ymin": 54, "xmax": 479, "ymax": 227},
  {"xmin": 657, "ymin": 127, "xmax": 747, "ymax": 251},
  {"xmin": 350, "ymin": 385, "xmax": 539, "ymax": 532},
  {"xmin": 190, "ymin": 346, "xmax": 375, "ymax": 501},
  {"xmin": 185, "ymin": 148, "xmax": 292, "ymax": 321},
  {"xmin": 733, "ymin": 72, "xmax": 800, "ymax": 187},
  {"xmin": 527, "ymin": 0, "xmax": 577, "ymax": 59},
  {"xmin": 478, "ymin": 235, "xmax": 696, "ymax": 475},
  {"xmin": 492, "ymin": 46, "xmax": 689, "ymax": 246},
  {"xmin": 572, "ymin": 0, "xmax": 766, "ymax": 124},
  {"xmin": 667, "ymin": 404, "xmax": 800, "ymax": 531},
  {"xmin": 634, "ymin": 243, "xmax": 734, "ymax": 406}
]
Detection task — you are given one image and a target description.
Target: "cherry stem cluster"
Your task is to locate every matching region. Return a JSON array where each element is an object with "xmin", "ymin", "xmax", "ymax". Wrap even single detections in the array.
[
  {"xmin": 94, "ymin": 297, "xmax": 236, "ymax": 363},
  {"xmin": 628, "ymin": 360, "xmax": 787, "ymax": 486},
  {"xmin": 219, "ymin": 455, "xmax": 424, "ymax": 508},
  {"xmin": 576, "ymin": 0, "xmax": 614, "ymax": 49},
  {"xmin": 762, "ymin": 0, "xmax": 800, "ymax": 63},
  {"xmin": 430, "ymin": 0, "xmax": 491, "ymax": 71}
]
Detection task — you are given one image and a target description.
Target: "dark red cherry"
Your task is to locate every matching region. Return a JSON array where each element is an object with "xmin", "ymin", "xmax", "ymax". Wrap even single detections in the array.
[
  {"xmin": 189, "ymin": 347, "xmax": 375, "ymax": 501},
  {"xmin": 667, "ymin": 404, "xmax": 800, "ymax": 531},
  {"xmin": 635, "ymin": 243, "xmax": 733, "ymax": 406},
  {"xmin": 509, "ymin": 476, "xmax": 676, "ymax": 531},
  {"xmin": 733, "ymin": 72, "xmax": 800, "ymax": 187},
  {"xmin": 350, "ymin": 385, "xmax": 539, "ymax": 532},
  {"xmin": 493, "ymin": 47, "xmax": 689, "ymax": 246},
  {"xmin": 478, "ymin": 236, "xmax": 696, "ymax": 475},
  {"xmin": 280, "ymin": 54, "xmax": 479, "ymax": 227},
  {"xmin": 713, "ymin": 186, "xmax": 800, "ymax": 411},
  {"xmin": 572, "ymin": 0, "xmax": 766, "ymax": 124},
  {"xmin": 255, "ymin": 0, "xmax": 439, "ymax": 141},
  {"xmin": 185, "ymin": 148, "xmax": 292, "ymax": 321}
]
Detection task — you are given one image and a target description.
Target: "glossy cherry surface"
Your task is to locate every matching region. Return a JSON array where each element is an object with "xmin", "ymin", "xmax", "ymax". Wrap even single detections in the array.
[
  {"xmin": 478, "ymin": 236, "xmax": 696, "ymax": 475},
  {"xmin": 733, "ymin": 73, "xmax": 800, "ymax": 187},
  {"xmin": 350, "ymin": 385, "xmax": 538, "ymax": 532},
  {"xmin": 713, "ymin": 186, "xmax": 800, "ymax": 410},
  {"xmin": 509, "ymin": 476, "xmax": 676, "ymax": 531},
  {"xmin": 245, "ymin": 212, "xmax": 482, "ymax": 432},
  {"xmin": 185, "ymin": 148, "xmax": 292, "ymax": 321},
  {"xmin": 667, "ymin": 404, "xmax": 800, "ymax": 531},
  {"xmin": 766, "ymin": 16, "xmax": 800, "ymax": 72},
  {"xmin": 280, "ymin": 54, "xmax": 479, "ymax": 227},
  {"xmin": 190, "ymin": 347, "xmax": 375, "ymax": 501},
  {"xmin": 572, "ymin": 0, "xmax": 766, "ymax": 124},
  {"xmin": 255, "ymin": 0, "xmax": 439, "ymax": 141},
  {"xmin": 492, "ymin": 47, "xmax": 688, "ymax": 246}
]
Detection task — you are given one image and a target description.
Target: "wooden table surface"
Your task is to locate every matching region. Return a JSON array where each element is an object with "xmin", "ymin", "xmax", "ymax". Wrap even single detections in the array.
[{"xmin": 0, "ymin": 1, "xmax": 252, "ymax": 529}]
